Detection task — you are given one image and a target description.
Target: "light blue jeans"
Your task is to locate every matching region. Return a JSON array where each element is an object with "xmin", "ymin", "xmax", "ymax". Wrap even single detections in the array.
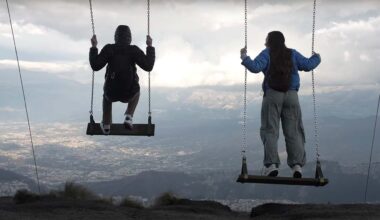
[{"xmin": 260, "ymin": 89, "xmax": 306, "ymax": 168}]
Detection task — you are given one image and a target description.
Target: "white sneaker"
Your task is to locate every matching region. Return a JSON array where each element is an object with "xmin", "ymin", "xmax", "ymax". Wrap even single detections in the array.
[
  {"xmin": 124, "ymin": 115, "xmax": 133, "ymax": 130},
  {"xmin": 292, "ymin": 164, "xmax": 302, "ymax": 178},
  {"xmin": 264, "ymin": 164, "xmax": 278, "ymax": 177},
  {"xmin": 100, "ymin": 122, "xmax": 110, "ymax": 135}
]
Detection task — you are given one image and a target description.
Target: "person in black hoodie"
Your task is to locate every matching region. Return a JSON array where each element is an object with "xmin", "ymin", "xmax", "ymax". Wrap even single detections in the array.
[{"xmin": 89, "ymin": 25, "xmax": 155, "ymax": 135}]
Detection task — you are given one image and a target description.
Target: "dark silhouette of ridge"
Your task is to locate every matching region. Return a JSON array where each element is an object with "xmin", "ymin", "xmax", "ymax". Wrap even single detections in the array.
[
  {"xmin": 1, "ymin": 195, "xmax": 379, "ymax": 220},
  {"xmin": 251, "ymin": 203, "xmax": 380, "ymax": 219}
]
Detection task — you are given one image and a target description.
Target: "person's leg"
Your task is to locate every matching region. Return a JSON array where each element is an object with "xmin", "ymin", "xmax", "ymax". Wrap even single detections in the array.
[
  {"xmin": 124, "ymin": 92, "xmax": 140, "ymax": 129},
  {"xmin": 102, "ymin": 95, "xmax": 112, "ymax": 125},
  {"xmin": 281, "ymin": 90, "xmax": 306, "ymax": 169},
  {"xmin": 260, "ymin": 89, "xmax": 284, "ymax": 168},
  {"xmin": 101, "ymin": 95, "xmax": 112, "ymax": 134},
  {"xmin": 125, "ymin": 92, "xmax": 140, "ymax": 117}
]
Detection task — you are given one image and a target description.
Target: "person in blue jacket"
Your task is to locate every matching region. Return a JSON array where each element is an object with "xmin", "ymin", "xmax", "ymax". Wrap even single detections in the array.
[{"xmin": 240, "ymin": 31, "xmax": 321, "ymax": 178}]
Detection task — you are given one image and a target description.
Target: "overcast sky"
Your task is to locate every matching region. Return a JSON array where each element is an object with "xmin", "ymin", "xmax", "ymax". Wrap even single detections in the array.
[{"xmin": 0, "ymin": 0, "xmax": 379, "ymax": 91}]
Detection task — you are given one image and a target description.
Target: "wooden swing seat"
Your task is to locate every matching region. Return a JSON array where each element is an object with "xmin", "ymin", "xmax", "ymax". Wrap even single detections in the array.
[
  {"xmin": 236, "ymin": 174, "xmax": 328, "ymax": 186},
  {"xmin": 86, "ymin": 123, "xmax": 155, "ymax": 136}
]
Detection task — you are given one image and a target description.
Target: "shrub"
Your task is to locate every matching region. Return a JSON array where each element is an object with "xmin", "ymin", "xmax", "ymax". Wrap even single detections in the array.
[
  {"xmin": 13, "ymin": 183, "xmax": 103, "ymax": 204},
  {"xmin": 61, "ymin": 182, "xmax": 98, "ymax": 200},
  {"xmin": 13, "ymin": 189, "xmax": 40, "ymax": 204},
  {"xmin": 120, "ymin": 197, "xmax": 144, "ymax": 209},
  {"xmin": 153, "ymin": 192, "xmax": 180, "ymax": 207},
  {"xmin": 97, "ymin": 196, "xmax": 114, "ymax": 205}
]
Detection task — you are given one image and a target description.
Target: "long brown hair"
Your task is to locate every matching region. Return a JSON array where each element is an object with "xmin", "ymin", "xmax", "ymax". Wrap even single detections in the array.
[{"xmin": 266, "ymin": 31, "xmax": 293, "ymax": 77}]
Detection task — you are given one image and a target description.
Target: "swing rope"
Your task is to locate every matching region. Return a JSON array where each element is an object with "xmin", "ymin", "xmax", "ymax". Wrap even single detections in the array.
[
  {"xmin": 311, "ymin": 0, "xmax": 321, "ymax": 163},
  {"xmin": 89, "ymin": 0, "xmax": 96, "ymax": 119},
  {"xmin": 147, "ymin": 0, "xmax": 152, "ymax": 121},
  {"xmin": 5, "ymin": 0, "xmax": 41, "ymax": 194},
  {"xmin": 364, "ymin": 94, "xmax": 380, "ymax": 202},
  {"xmin": 241, "ymin": 0, "xmax": 248, "ymax": 158},
  {"xmin": 88, "ymin": 0, "xmax": 151, "ymax": 123}
]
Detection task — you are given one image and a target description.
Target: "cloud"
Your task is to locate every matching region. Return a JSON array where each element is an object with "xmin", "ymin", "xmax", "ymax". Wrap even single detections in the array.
[
  {"xmin": 0, "ymin": 22, "xmax": 46, "ymax": 36},
  {"xmin": 0, "ymin": 107, "xmax": 22, "ymax": 113},
  {"xmin": 298, "ymin": 83, "xmax": 380, "ymax": 96},
  {"xmin": 312, "ymin": 15, "xmax": 380, "ymax": 86},
  {"xmin": 0, "ymin": 20, "xmax": 89, "ymax": 60},
  {"xmin": 0, "ymin": 0, "xmax": 379, "ymax": 89},
  {"xmin": 185, "ymin": 88, "xmax": 262, "ymax": 110},
  {"xmin": 0, "ymin": 59, "xmax": 87, "ymax": 73},
  {"xmin": 0, "ymin": 59, "xmax": 91, "ymax": 83}
]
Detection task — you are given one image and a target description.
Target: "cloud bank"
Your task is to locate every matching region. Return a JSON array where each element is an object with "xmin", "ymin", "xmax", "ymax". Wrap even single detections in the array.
[{"xmin": 0, "ymin": 0, "xmax": 379, "ymax": 90}]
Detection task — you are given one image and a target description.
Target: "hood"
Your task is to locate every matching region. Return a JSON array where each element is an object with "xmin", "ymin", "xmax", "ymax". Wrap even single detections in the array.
[{"xmin": 114, "ymin": 25, "xmax": 132, "ymax": 45}]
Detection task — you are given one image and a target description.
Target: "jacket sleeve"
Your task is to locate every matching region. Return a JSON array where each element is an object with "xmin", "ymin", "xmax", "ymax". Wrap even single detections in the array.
[
  {"xmin": 294, "ymin": 49, "xmax": 321, "ymax": 72},
  {"xmin": 241, "ymin": 49, "xmax": 269, "ymax": 73},
  {"xmin": 133, "ymin": 46, "xmax": 155, "ymax": 72},
  {"xmin": 89, "ymin": 44, "xmax": 112, "ymax": 71}
]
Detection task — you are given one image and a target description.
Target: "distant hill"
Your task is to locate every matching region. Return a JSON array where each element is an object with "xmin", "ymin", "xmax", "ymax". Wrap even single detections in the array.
[
  {"xmin": 0, "ymin": 169, "xmax": 41, "ymax": 195},
  {"xmin": 86, "ymin": 171, "xmax": 198, "ymax": 199},
  {"xmin": 85, "ymin": 161, "xmax": 380, "ymax": 203}
]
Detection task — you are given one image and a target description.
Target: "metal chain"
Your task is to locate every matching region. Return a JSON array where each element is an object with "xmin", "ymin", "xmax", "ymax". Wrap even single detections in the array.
[
  {"xmin": 89, "ymin": 0, "xmax": 96, "ymax": 116},
  {"xmin": 241, "ymin": 0, "xmax": 248, "ymax": 157},
  {"xmin": 311, "ymin": 0, "xmax": 320, "ymax": 162},
  {"xmin": 6, "ymin": 0, "xmax": 41, "ymax": 194},
  {"xmin": 147, "ymin": 0, "xmax": 152, "ymax": 117}
]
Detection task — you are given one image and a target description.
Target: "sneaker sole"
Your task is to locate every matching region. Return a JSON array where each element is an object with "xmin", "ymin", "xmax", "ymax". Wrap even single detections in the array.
[
  {"xmin": 268, "ymin": 170, "xmax": 278, "ymax": 177},
  {"xmin": 100, "ymin": 125, "xmax": 110, "ymax": 135},
  {"xmin": 124, "ymin": 122, "xmax": 133, "ymax": 130},
  {"xmin": 293, "ymin": 171, "xmax": 302, "ymax": 178},
  {"xmin": 101, "ymin": 130, "xmax": 110, "ymax": 135}
]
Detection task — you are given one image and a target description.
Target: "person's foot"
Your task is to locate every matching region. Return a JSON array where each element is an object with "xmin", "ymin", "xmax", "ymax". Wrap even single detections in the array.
[
  {"xmin": 264, "ymin": 164, "xmax": 278, "ymax": 177},
  {"xmin": 100, "ymin": 122, "xmax": 110, "ymax": 135},
  {"xmin": 292, "ymin": 164, "xmax": 302, "ymax": 178},
  {"xmin": 124, "ymin": 115, "xmax": 133, "ymax": 130}
]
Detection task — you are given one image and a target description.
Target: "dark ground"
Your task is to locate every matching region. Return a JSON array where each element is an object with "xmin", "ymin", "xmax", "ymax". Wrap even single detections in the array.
[
  {"xmin": 251, "ymin": 203, "xmax": 380, "ymax": 220},
  {"xmin": 0, "ymin": 197, "xmax": 379, "ymax": 220}
]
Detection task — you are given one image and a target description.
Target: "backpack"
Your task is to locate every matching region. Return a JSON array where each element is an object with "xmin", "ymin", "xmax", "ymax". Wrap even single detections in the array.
[{"xmin": 104, "ymin": 45, "xmax": 139, "ymax": 102}]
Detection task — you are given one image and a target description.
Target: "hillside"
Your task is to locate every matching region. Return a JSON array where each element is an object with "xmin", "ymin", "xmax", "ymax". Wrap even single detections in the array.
[
  {"xmin": 2, "ymin": 161, "xmax": 380, "ymax": 205},
  {"xmin": 0, "ymin": 196, "xmax": 379, "ymax": 220},
  {"xmin": 0, "ymin": 196, "xmax": 246, "ymax": 220},
  {"xmin": 84, "ymin": 161, "xmax": 380, "ymax": 204}
]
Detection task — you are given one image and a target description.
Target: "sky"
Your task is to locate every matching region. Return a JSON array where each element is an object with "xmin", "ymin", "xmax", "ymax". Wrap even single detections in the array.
[
  {"xmin": 0, "ymin": 0, "xmax": 380, "ymax": 123},
  {"xmin": 0, "ymin": 0, "xmax": 380, "ymax": 186},
  {"xmin": 0, "ymin": 0, "xmax": 379, "ymax": 90}
]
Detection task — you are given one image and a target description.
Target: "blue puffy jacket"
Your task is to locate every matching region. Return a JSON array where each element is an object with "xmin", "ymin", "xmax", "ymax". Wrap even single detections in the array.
[{"xmin": 241, "ymin": 48, "xmax": 321, "ymax": 92}]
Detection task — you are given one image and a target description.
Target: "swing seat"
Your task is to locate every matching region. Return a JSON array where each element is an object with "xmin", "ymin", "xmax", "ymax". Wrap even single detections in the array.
[
  {"xmin": 86, "ymin": 123, "xmax": 155, "ymax": 136},
  {"xmin": 236, "ymin": 174, "xmax": 328, "ymax": 186},
  {"xmin": 236, "ymin": 158, "xmax": 328, "ymax": 186}
]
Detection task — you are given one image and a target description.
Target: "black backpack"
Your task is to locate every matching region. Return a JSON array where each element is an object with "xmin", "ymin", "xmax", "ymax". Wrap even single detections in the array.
[{"xmin": 104, "ymin": 45, "xmax": 139, "ymax": 102}]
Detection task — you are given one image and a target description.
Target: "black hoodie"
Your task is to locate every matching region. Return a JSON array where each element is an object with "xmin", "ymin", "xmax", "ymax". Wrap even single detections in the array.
[{"xmin": 89, "ymin": 25, "xmax": 155, "ymax": 102}]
